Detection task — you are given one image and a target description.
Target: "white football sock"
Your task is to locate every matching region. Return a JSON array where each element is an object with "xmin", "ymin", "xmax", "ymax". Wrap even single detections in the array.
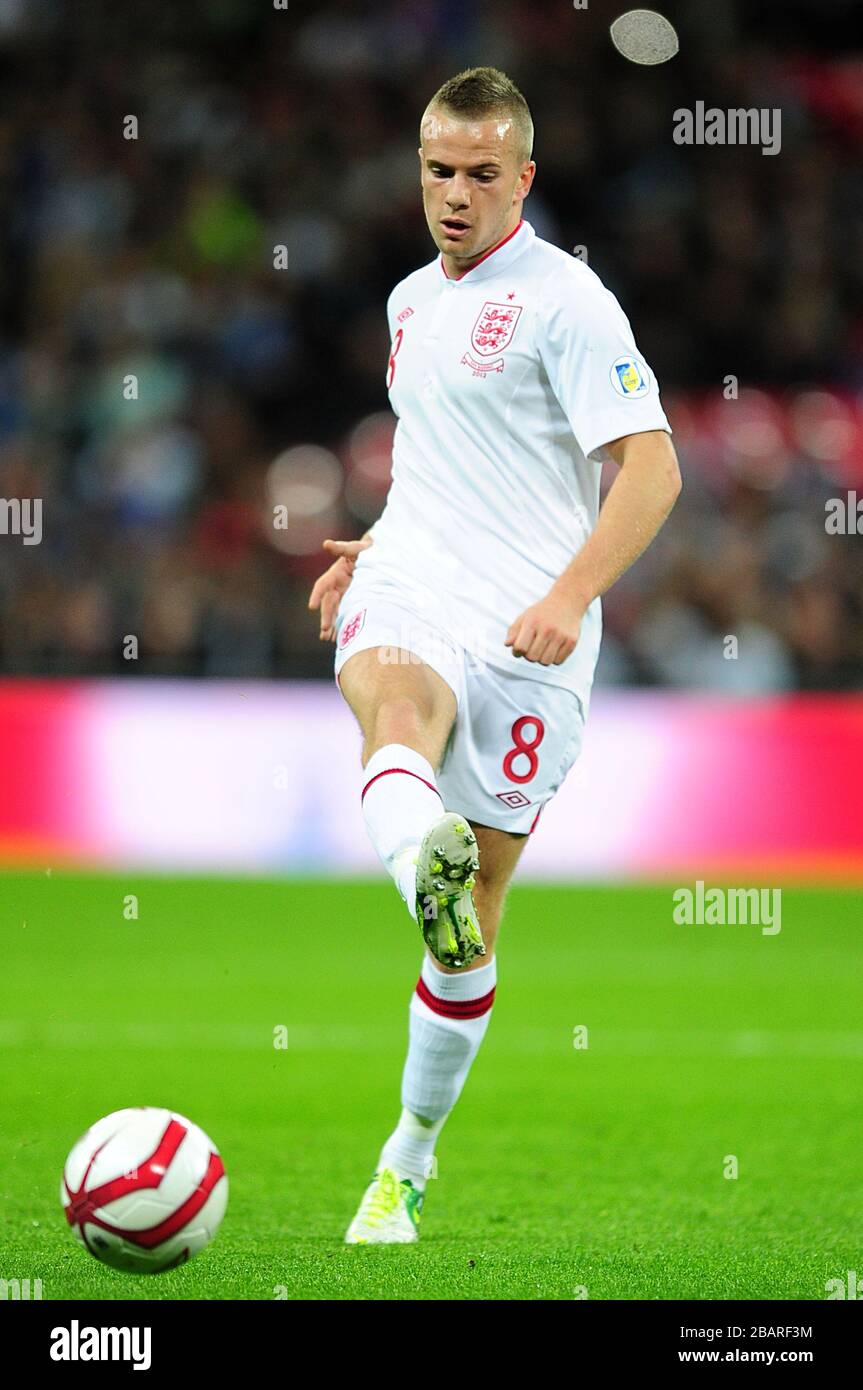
[
  {"xmin": 381, "ymin": 955, "xmax": 497, "ymax": 1191},
  {"xmin": 377, "ymin": 1108, "xmax": 446, "ymax": 1192},
  {"xmin": 361, "ymin": 743, "xmax": 444, "ymax": 919}
]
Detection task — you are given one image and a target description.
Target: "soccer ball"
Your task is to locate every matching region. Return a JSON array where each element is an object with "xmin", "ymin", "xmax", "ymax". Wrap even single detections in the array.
[{"xmin": 61, "ymin": 1107, "xmax": 228, "ymax": 1274}]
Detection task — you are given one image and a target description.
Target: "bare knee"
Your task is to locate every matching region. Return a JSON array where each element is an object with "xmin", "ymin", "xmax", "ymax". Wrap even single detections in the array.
[
  {"xmin": 371, "ymin": 694, "xmax": 427, "ymax": 751},
  {"xmin": 338, "ymin": 648, "xmax": 456, "ymax": 769}
]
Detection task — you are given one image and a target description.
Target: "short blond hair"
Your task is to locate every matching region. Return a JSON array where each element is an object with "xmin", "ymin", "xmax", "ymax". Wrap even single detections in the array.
[{"xmin": 424, "ymin": 66, "xmax": 534, "ymax": 165}]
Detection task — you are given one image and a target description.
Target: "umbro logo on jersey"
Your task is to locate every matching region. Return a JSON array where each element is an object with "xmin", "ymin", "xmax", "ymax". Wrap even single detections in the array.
[
  {"xmin": 495, "ymin": 790, "xmax": 532, "ymax": 809},
  {"xmin": 397, "ymin": 306, "xmax": 414, "ymax": 322}
]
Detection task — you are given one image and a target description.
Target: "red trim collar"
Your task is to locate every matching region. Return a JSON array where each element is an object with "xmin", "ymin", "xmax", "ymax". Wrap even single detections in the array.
[{"xmin": 440, "ymin": 218, "xmax": 525, "ymax": 281}]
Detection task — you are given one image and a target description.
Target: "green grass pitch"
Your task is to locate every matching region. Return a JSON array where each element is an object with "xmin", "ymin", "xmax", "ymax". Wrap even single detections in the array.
[{"xmin": 1, "ymin": 871, "xmax": 860, "ymax": 1300}]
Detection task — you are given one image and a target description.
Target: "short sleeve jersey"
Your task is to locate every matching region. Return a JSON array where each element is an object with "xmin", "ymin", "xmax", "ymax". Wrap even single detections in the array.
[{"xmin": 354, "ymin": 218, "xmax": 671, "ymax": 713}]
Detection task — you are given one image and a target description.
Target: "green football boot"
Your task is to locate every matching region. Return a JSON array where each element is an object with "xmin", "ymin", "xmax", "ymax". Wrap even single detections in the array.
[
  {"xmin": 344, "ymin": 1167, "xmax": 424, "ymax": 1244},
  {"xmin": 415, "ymin": 812, "xmax": 484, "ymax": 969}
]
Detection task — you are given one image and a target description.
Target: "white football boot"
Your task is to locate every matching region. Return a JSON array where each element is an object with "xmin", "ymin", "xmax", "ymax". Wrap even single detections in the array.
[{"xmin": 344, "ymin": 1166, "xmax": 424, "ymax": 1245}]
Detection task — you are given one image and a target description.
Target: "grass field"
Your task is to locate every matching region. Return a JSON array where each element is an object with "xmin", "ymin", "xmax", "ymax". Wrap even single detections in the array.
[{"xmin": 1, "ymin": 871, "xmax": 860, "ymax": 1301}]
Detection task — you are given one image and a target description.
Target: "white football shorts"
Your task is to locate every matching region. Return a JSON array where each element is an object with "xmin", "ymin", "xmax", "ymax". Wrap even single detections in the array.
[{"xmin": 332, "ymin": 572, "xmax": 586, "ymax": 835}]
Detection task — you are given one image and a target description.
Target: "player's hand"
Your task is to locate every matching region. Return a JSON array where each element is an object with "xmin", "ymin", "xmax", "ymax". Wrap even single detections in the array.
[
  {"xmin": 308, "ymin": 536, "xmax": 373, "ymax": 641},
  {"xmin": 505, "ymin": 588, "xmax": 584, "ymax": 665}
]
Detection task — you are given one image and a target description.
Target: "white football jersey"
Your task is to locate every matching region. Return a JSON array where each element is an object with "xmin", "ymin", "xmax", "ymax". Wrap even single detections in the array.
[{"xmin": 354, "ymin": 217, "xmax": 671, "ymax": 713}]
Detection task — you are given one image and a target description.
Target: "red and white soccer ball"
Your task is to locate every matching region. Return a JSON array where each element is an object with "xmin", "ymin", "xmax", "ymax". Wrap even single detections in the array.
[{"xmin": 61, "ymin": 1107, "xmax": 228, "ymax": 1274}]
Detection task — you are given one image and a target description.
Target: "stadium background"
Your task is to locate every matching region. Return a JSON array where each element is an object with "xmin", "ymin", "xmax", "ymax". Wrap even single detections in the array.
[
  {"xmin": 1, "ymin": 0, "xmax": 861, "ymax": 1302},
  {"xmin": 1, "ymin": 0, "xmax": 862, "ymax": 690}
]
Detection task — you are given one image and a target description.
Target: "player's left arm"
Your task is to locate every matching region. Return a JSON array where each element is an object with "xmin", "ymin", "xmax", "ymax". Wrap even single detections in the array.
[{"xmin": 505, "ymin": 428, "xmax": 681, "ymax": 665}]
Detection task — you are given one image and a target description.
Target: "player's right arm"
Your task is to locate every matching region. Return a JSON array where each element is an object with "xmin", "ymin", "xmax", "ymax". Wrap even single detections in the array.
[
  {"xmin": 309, "ymin": 281, "xmax": 401, "ymax": 640},
  {"xmin": 307, "ymin": 533, "xmax": 374, "ymax": 641}
]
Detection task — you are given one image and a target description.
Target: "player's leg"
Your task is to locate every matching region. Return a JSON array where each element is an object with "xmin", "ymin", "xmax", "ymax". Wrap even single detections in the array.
[
  {"xmin": 375, "ymin": 824, "xmax": 528, "ymax": 1217},
  {"xmin": 449, "ymin": 821, "xmax": 529, "ymax": 963},
  {"xmin": 337, "ymin": 643, "xmax": 456, "ymax": 771},
  {"xmin": 340, "ymin": 632, "xmax": 566, "ymax": 1242},
  {"xmin": 338, "ymin": 648, "xmax": 486, "ymax": 1243},
  {"xmin": 376, "ymin": 670, "xmax": 585, "ymax": 1227},
  {"xmin": 337, "ymin": 641, "xmax": 484, "ymax": 970},
  {"xmin": 338, "ymin": 642, "xmax": 456, "ymax": 914}
]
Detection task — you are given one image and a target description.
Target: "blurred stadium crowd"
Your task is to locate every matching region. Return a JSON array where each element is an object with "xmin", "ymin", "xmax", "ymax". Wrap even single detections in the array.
[{"xmin": 0, "ymin": 0, "xmax": 861, "ymax": 689}]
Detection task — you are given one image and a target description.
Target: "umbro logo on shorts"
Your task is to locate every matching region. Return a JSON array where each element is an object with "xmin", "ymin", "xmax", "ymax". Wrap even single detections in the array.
[
  {"xmin": 339, "ymin": 608, "xmax": 366, "ymax": 649},
  {"xmin": 495, "ymin": 790, "xmax": 532, "ymax": 809}
]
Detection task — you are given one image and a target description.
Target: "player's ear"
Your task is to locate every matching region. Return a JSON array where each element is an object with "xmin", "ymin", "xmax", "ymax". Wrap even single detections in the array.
[{"xmin": 517, "ymin": 160, "xmax": 536, "ymax": 199}]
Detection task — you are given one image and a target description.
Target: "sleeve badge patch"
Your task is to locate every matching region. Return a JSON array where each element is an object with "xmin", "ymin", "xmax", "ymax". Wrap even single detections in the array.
[{"xmin": 610, "ymin": 355, "xmax": 650, "ymax": 397}]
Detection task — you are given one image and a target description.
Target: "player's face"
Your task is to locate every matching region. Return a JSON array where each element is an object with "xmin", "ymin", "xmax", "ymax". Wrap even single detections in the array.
[{"xmin": 419, "ymin": 108, "xmax": 535, "ymax": 271}]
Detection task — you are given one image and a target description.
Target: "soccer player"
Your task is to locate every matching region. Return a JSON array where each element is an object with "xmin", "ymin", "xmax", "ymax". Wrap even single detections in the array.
[{"xmin": 309, "ymin": 67, "xmax": 681, "ymax": 1244}]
